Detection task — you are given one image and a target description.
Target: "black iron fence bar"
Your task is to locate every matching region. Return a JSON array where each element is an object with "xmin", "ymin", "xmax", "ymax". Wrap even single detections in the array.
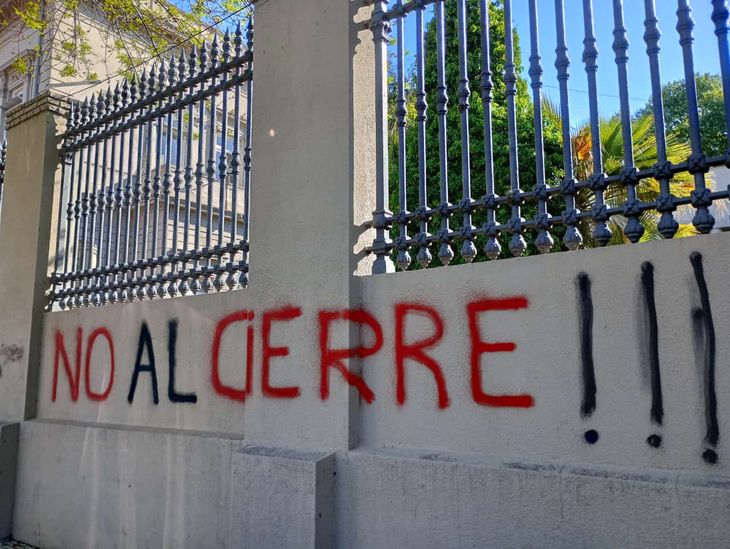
[
  {"xmin": 528, "ymin": 0, "xmax": 553, "ymax": 255},
  {"xmin": 613, "ymin": 0, "xmax": 643, "ymax": 244},
  {"xmin": 51, "ymin": 18, "xmax": 253, "ymax": 309},
  {"xmin": 436, "ymin": 0, "xmax": 453, "ymax": 265},
  {"xmin": 583, "ymin": 0, "xmax": 612, "ymax": 246},
  {"xmin": 713, "ymin": 1, "xmax": 730, "ymax": 156},
  {"xmin": 141, "ymin": 68, "xmax": 154, "ymax": 301},
  {"xmin": 371, "ymin": 0, "xmax": 392, "ymax": 274},
  {"xmin": 57, "ymin": 123, "xmax": 74, "ymax": 304},
  {"xmin": 111, "ymin": 97, "xmax": 123, "ymax": 303},
  {"xmin": 215, "ymin": 31, "xmax": 230, "ymax": 255},
  {"xmin": 171, "ymin": 53, "xmax": 185, "ymax": 297},
  {"xmin": 217, "ymin": 32, "xmax": 230, "ymax": 293},
  {"xmin": 181, "ymin": 49, "xmax": 196, "ymax": 296},
  {"xmin": 162, "ymin": 58, "xmax": 176, "ymax": 297},
  {"xmin": 194, "ymin": 43, "xmax": 207, "ymax": 295},
  {"xmin": 504, "ymin": 0, "xmax": 525, "ymax": 258},
  {"xmin": 51, "ymin": 130, "xmax": 71, "ymax": 308},
  {"xmin": 644, "ymin": 0, "xmax": 679, "ymax": 241},
  {"xmin": 205, "ymin": 37, "xmax": 219, "ymax": 294},
  {"xmin": 365, "ymin": 0, "xmax": 730, "ymax": 271},
  {"xmin": 240, "ymin": 18, "xmax": 254, "ymax": 287},
  {"xmin": 679, "ymin": 0, "xmax": 714, "ymax": 234},
  {"xmin": 92, "ymin": 91, "xmax": 109, "ymax": 306},
  {"xmin": 150, "ymin": 63, "xmax": 164, "ymax": 298},
  {"xmin": 124, "ymin": 80, "xmax": 139, "ymax": 304},
  {"xmin": 69, "ymin": 105, "xmax": 84, "ymax": 307},
  {"xmin": 415, "ymin": 0, "xmax": 432, "ymax": 268},
  {"xmin": 555, "ymin": 0, "xmax": 581, "ymax": 251},
  {"xmin": 72, "ymin": 100, "xmax": 85, "ymax": 306},
  {"xmin": 394, "ymin": 0, "xmax": 410, "ymax": 271},
  {"xmin": 0, "ymin": 141, "xmax": 6, "ymax": 211},
  {"xmin": 230, "ymin": 26, "xmax": 242, "ymax": 283},
  {"xmin": 80, "ymin": 97, "xmax": 96, "ymax": 306},
  {"xmin": 480, "ymin": 0, "xmax": 499, "ymax": 261},
  {"xmin": 102, "ymin": 87, "xmax": 117, "ymax": 305},
  {"xmin": 456, "ymin": 0, "xmax": 476, "ymax": 263}
]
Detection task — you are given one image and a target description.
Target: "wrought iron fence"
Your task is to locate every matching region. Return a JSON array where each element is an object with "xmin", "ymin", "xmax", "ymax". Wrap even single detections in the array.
[
  {"xmin": 0, "ymin": 141, "xmax": 6, "ymax": 217},
  {"xmin": 50, "ymin": 18, "xmax": 254, "ymax": 308},
  {"xmin": 365, "ymin": 0, "xmax": 730, "ymax": 273}
]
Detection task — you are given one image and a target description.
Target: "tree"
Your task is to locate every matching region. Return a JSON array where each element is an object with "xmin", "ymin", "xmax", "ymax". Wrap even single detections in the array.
[
  {"xmin": 543, "ymin": 101, "xmax": 702, "ymax": 246},
  {"xmin": 635, "ymin": 73, "xmax": 728, "ymax": 158},
  {"xmin": 6, "ymin": 0, "xmax": 252, "ymax": 84}
]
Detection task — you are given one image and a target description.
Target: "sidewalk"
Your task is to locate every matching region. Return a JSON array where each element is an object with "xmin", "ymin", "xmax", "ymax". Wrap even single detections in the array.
[{"xmin": 0, "ymin": 539, "xmax": 37, "ymax": 549}]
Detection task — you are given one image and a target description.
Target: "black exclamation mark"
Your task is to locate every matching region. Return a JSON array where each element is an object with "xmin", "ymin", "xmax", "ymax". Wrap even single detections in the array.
[
  {"xmin": 641, "ymin": 262, "xmax": 664, "ymax": 449},
  {"xmin": 690, "ymin": 252, "xmax": 719, "ymax": 465},
  {"xmin": 578, "ymin": 273, "xmax": 598, "ymax": 445}
]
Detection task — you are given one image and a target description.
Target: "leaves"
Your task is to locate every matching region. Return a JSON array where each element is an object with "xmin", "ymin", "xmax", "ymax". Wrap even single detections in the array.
[
  {"xmin": 635, "ymin": 73, "xmax": 728, "ymax": 158},
  {"xmin": 8, "ymin": 0, "xmax": 253, "ymax": 82},
  {"xmin": 572, "ymin": 110, "xmax": 721, "ymax": 244}
]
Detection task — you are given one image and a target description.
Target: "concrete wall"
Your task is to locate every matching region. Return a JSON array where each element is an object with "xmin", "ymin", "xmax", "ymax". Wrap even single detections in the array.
[
  {"xmin": 14, "ymin": 232, "xmax": 730, "ymax": 547},
  {"xmin": 32, "ymin": 231, "xmax": 730, "ymax": 473},
  {"xmin": 2, "ymin": 0, "xmax": 730, "ymax": 546}
]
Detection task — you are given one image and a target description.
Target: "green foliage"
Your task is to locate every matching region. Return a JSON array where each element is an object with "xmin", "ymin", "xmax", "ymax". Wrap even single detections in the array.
[
  {"xmin": 545, "ymin": 97, "xmax": 727, "ymax": 245},
  {"xmin": 11, "ymin": 56, "xmax": 31, "ymax": 75},
  {"xmin": 14, "ymin": 0, "xmax": 47, "ymax": 31},
  {"xmin": 565, "ymin": 110, "xmax": 697, "ymax": 244},
  {"xmin": 59, "ymin": 64, "xmax": 76, "ymax": 77},
  {"xmin": 54, "ymin": 24, "xmax": 96, "ymax": 80},
  {"xmin": 635, "ymin": 73, "xmax": 728, "ymax": 158},
  {"xmin": 10, "ymin": 0, "xmax": 253, "ymax": 83}
]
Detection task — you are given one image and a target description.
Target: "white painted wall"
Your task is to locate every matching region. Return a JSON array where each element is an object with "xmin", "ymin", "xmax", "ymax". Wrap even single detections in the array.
[{"xmin": 35, "ymin": 233, "xmax": 730, "ymax": 471}]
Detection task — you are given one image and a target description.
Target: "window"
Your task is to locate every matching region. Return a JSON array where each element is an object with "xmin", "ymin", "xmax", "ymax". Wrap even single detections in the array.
[
  {"xmin": 215, "ymin": 131, "xmax": 235, "ymax": 155},
  {"xmin": 160, "ymin": 119, "xmax": 181, "ymax": 166},
  {"xmin": 6, "ymin": 80, "xmax": 24, "ymax": 108}
]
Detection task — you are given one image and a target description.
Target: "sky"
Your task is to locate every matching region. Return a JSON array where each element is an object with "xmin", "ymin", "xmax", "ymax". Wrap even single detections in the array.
[{"xmin": 399, "ymin": 0, "xmax": 720, "ymax": 124}]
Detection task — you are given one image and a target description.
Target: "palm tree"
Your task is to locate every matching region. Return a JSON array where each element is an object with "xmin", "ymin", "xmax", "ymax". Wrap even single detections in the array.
[{"xmin": 543, "ymin": 99, "xmax": 722, "ymax": 247}]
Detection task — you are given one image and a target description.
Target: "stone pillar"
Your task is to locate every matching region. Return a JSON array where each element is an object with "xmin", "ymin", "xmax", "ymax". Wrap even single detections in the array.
[
  {"xmin": 0, "ymin": 91, "xmax": 68, "ymax": 422},
  {"xmin": 247, "ymin": 0, "xmax": 376, "ymax": 450}
]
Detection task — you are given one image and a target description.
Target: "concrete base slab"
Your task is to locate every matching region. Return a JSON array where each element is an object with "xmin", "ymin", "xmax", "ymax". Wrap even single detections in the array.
[
  {"xmin": 13, "ymin": 420, "xmax": 333, "ymax": 549},
  {"xmin": 12, "ymin": 420, "xmax": 730, "ymax": 548},
  {"xmin": 231, "ymin": 446, "xmax": 334, "ymax": 549},
  {"xmin": 335, "ymin": 448, "xmax": 730, "ymax": 549}
]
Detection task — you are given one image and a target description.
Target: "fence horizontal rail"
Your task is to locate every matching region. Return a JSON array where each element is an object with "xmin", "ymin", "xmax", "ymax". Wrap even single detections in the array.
[
  {"xmin": 365, "ymin": 0, "xmax": 730, "ymax": 273},
  {"xmin": 50, "ymin": 17, "xmax": 254, "ymax": 309}
]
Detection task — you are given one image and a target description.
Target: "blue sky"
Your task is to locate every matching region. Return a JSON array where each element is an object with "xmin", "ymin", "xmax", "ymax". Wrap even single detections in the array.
[{"xmin": 400, "ymin": 1, "xmax": 719, "ymax": 123}]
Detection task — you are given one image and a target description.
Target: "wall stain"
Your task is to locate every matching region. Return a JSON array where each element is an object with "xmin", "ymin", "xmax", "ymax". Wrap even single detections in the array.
[{"xmin": 0, "ymin": 343, "xmax": 24, "ymax": 378}]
